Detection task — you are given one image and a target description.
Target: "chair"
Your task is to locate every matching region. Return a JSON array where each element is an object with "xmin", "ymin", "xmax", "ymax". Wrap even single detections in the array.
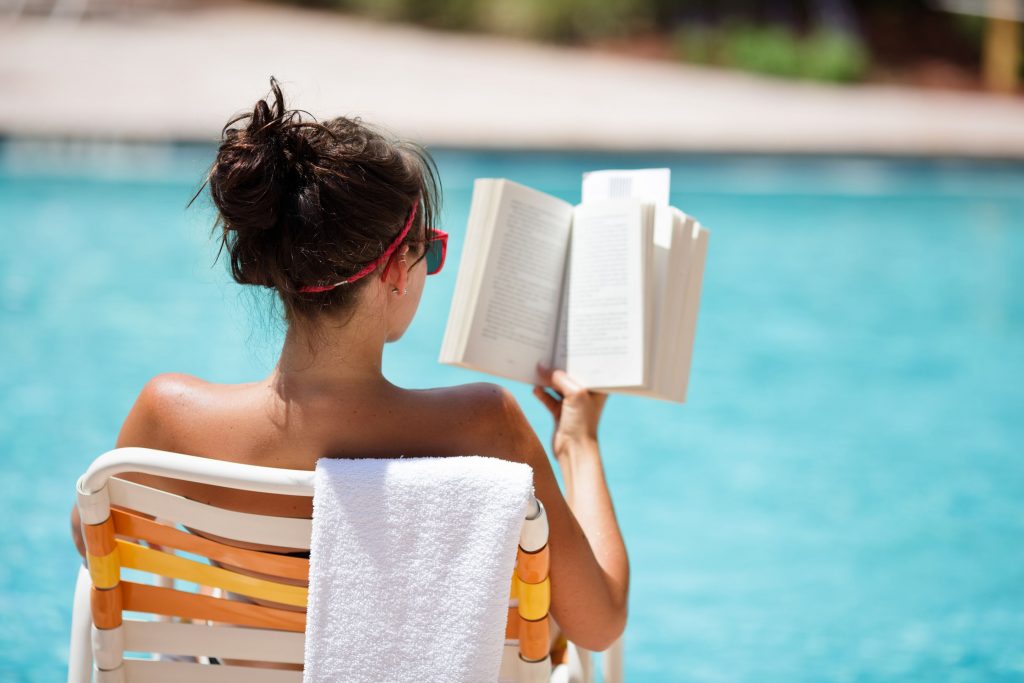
[{"xmin": 67, "ymin": 447, "xmax": 623, "ymax": 682}]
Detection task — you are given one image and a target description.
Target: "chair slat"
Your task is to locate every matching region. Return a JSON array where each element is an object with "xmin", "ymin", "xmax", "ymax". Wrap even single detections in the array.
[
  {"xmin": 514, "ymin": 576, "xmax": 550, "ymax": 621},
  {"xmin": 505, "ymin": 606, "xmax": 518, "ymax": 639},
  {"xmin": 117, "ymin": 541, "xmax": 308, "ymax": 608},
  {"xmin": 122, "ymin": 620, "xmax": 304, "ymax": 664},
  {"xmin": 113, "ymin": 510, "xmax": 309, "ymax": 582},
  {"xmin": 91, "ymin": 586, "xmax": 123, "ymax": 630},
  {"xmin": 120, "ymin": 582, "xmax": 306, "ymax": 633},
  {"xmin": 498, "ymin": 642, "xmax": 519, "ymax": 683},
  {"xmin": 122, "ymin": 658, "xmax": 302, "ymax": 683},
  {"xmin": 83, "ymin": 517, "xmax": 118, "ymax": 556},
  {"xmin": 108, "ymin": 478, "xmax": 311, "ymax": 550},
  {"xmin": 518, "ymin": 617, "xmax": 551, "ymax": 661},
  {"xmin": 515, "ymin": 545, "xmax": 549, "ymax": 585}
]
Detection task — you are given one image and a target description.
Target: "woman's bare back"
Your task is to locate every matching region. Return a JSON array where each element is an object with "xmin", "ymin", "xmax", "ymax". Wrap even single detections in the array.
[{"xmin": 117, "ymin": 372, "xmax": 523, "ymax": 526}]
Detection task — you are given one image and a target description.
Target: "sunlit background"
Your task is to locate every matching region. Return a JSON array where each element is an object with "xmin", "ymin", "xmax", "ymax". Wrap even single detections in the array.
[{"xmin": 1, "ymin": 1, "xmax": 1023, "ymax": 681}]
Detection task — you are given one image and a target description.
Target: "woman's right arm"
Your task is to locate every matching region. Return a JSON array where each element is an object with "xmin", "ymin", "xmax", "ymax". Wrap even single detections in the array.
[{"xmin": 490, "ymin": 370, "xmax": 629, "ymax": 652}]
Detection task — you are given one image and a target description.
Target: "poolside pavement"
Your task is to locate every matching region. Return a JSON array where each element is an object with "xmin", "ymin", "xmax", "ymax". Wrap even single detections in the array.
[{"xmin": 1, "ymin": 2, "xmax": 1024, "ymax": 157}]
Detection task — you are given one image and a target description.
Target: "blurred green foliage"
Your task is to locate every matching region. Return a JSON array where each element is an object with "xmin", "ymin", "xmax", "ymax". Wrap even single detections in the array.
[
  {"xmin": 297, "ymin": 0, "xmax": 894, "ymax": 83},
  {"xmin": 800, "ymin": 30, "xmax": 869, "ymax": 82},
  {"xmin": 479, "ymin": 0, "xmax": 644, "ymax": 41},
  {"xmin": 675, "ymin": 24, "xmax": 869, "ymax": 82},
  {"xmin": 725, "ymin": 25, "xmax": 803, "ymax": 77},
  {"xmin": 326, "ymin": 0, "xmax": 644, "ymax": 38}
]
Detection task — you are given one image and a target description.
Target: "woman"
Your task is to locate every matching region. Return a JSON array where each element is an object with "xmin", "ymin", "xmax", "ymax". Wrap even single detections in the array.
[{"xmin": 72, "ymin": 77, "xmax": 629, "ymax": 653}]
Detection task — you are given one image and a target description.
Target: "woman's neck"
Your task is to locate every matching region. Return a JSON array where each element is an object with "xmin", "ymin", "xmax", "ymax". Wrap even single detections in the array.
[{"xmin": 269, "ymin": 304, "xmax": 391, "ymax": 395}]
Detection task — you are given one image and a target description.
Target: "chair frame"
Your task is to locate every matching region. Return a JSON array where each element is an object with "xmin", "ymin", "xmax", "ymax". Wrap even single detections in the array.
[{"xmin": 68, "ymin": 447, "xmax": 623, "ymax": 682}]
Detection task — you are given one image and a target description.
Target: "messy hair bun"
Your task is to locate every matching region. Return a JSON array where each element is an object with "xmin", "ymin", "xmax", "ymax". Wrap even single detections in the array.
[{"xmin": 196, "ymin": 76, "xmax": 441, "ymax": 321}]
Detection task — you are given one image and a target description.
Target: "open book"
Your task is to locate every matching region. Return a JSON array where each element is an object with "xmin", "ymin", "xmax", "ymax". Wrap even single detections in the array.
[{"xmin": 439, "ymin": 169, "xmax": 709, "ymax": 403}]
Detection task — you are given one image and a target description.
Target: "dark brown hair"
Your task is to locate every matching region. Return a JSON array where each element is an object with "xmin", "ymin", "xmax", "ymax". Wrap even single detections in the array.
[{"xmin": 194, "ymin": 77, "xmax": 441, "ymax": 323}]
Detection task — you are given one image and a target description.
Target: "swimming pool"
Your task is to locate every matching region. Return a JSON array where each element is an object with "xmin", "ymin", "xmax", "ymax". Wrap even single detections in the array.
[{"xmin": 2, "ymin": 140, "xmax": 1022, "ymax": 681}]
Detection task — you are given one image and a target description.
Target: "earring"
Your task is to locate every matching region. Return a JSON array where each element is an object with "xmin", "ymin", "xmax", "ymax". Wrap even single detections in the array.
[{"xmin": 391, "ymin": 286, "xmax": 400, "ymax": 294}]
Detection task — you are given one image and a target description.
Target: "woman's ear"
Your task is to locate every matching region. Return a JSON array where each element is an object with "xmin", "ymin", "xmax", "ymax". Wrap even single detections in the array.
[{"xmin": 384, "ymin": 245, "xmax": 411, "ymax": 296}]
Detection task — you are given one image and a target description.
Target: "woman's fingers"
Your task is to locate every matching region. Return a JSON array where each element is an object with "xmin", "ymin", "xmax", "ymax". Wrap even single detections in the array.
[
  {"xmin": 550, "ymin": 369, "xmax": 585, "ymax": 399},
  {"xmin": 532, "ymin": 385, "xmax": 561, "ymax": 419},
  {"xmin": 535, "ymin": 365, "xmax": 609, "ymax": 454},
  {"xmin": 537, "ymin": 364, "xmax": 585, "ymax": 399}
]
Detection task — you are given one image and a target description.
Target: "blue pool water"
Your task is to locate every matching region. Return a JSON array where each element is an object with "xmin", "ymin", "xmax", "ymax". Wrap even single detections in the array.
[{"xmin": 1, "ymin": 141, "xmax": 1023, "ymax": 681}]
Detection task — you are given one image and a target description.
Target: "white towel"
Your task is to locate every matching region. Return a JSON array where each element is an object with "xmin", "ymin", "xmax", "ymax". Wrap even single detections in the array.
[{"xmin": 303, "ymin": 456, "xmax": 534, "ymax": 683}]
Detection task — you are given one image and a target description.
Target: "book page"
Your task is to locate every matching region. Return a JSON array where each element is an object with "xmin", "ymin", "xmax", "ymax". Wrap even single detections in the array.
[
  {"xmin": 581, "ymin": 168, "xmax": 670, "ymax": 205},
  {"xmin": 550, "ymin": 248, "xmax": 571, "ymax": 372},
  {"xmin": 566, "ymin": 200, "xmax": 649, "ymax": 389},
  {"xmin": 646, "ymin": 205, "xmax": 674, "ymax": 392},
  {"xmin": 671, "ymin": 224, "xmax": 709, "ymax": 402},
  {"xmin": 459, "ymin": 181, "xmax": 574, "ymax": 384},
  {"xmin": 439, "ymin": 179, "xmax": 499, "ymax": 362},
  {"xmin": 648, "ymin": 209, "xmax": 690, "ymax": 399}
]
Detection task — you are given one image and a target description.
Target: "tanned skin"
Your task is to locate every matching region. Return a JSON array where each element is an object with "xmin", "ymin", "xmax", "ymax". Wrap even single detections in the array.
[{"xmin": 71, "ymin": 244, "xmax": 629, "ymax": 652}]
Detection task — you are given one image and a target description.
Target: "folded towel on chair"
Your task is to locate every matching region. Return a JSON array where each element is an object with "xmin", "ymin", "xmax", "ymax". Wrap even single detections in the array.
[{"xmin": 304, "ymin": 456, "xmax": 534, "ymax": 683}]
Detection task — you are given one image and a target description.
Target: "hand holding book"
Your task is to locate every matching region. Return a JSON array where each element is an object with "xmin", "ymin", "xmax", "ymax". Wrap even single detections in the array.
[{"xmin": 533, "ymin": 365, "xmax": 609, "ymax": 455}]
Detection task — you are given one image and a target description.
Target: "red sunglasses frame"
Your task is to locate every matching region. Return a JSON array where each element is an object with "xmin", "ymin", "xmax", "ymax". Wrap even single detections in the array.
[{"xmin": 425, "ymin": 229, "xmax": 449, "ymax": 276}]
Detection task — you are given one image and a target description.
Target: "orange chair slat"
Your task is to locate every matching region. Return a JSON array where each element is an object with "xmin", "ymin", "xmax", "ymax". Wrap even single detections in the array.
[
  {"xmin": 91, "ymin": 587, "xmax": 123, "ymax": 629},
  {"xmin": 120, "ymin": 582, "xmax": 306, "ymax": 633},
  {"xmin": 505, "ymin": 606, "xmax": 518, "ymax": 639},
  {"xmin": 83, "ymin": 517, "xmax": 117, "ymax": 557},
  {"xmin": 519, "ymin": 616, "xmax": 550, "ymax": 661},
  {"xmin": 515, "ymin": 545, "xmax": 549, "ymax": 584},
  {"xmin": 515, "ymin": 576, "xmax": 550, "ymax": 621},
  {"xmin": 112, "ymin": 510, "xmax": 309, "ymax": 582}
]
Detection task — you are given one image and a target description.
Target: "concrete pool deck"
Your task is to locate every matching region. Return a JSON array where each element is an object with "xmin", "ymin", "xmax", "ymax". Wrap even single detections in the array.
[{"xmin": 2, "ymin": 2, "xmax": 1024, "ymax": 157}]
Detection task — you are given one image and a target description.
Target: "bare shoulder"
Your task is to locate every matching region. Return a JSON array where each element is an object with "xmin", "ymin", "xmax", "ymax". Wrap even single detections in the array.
[
  {"xmin": 405, "ymin": 382, "xmax": 541, "ymax": 464},
  {"xmin": 413, "ymin": 381, "xmax": 523, "ymax": 424},
  {"xmin": 144, "ymin": 372, "xmax": 213, "ymax": 398},
  {"xmin": 140, "ymin": 372, "xmax": 219, "ymax": 413},
  {"xmin": 115, "ymin": 372, "xmax": 215, "ymax": 450}
]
